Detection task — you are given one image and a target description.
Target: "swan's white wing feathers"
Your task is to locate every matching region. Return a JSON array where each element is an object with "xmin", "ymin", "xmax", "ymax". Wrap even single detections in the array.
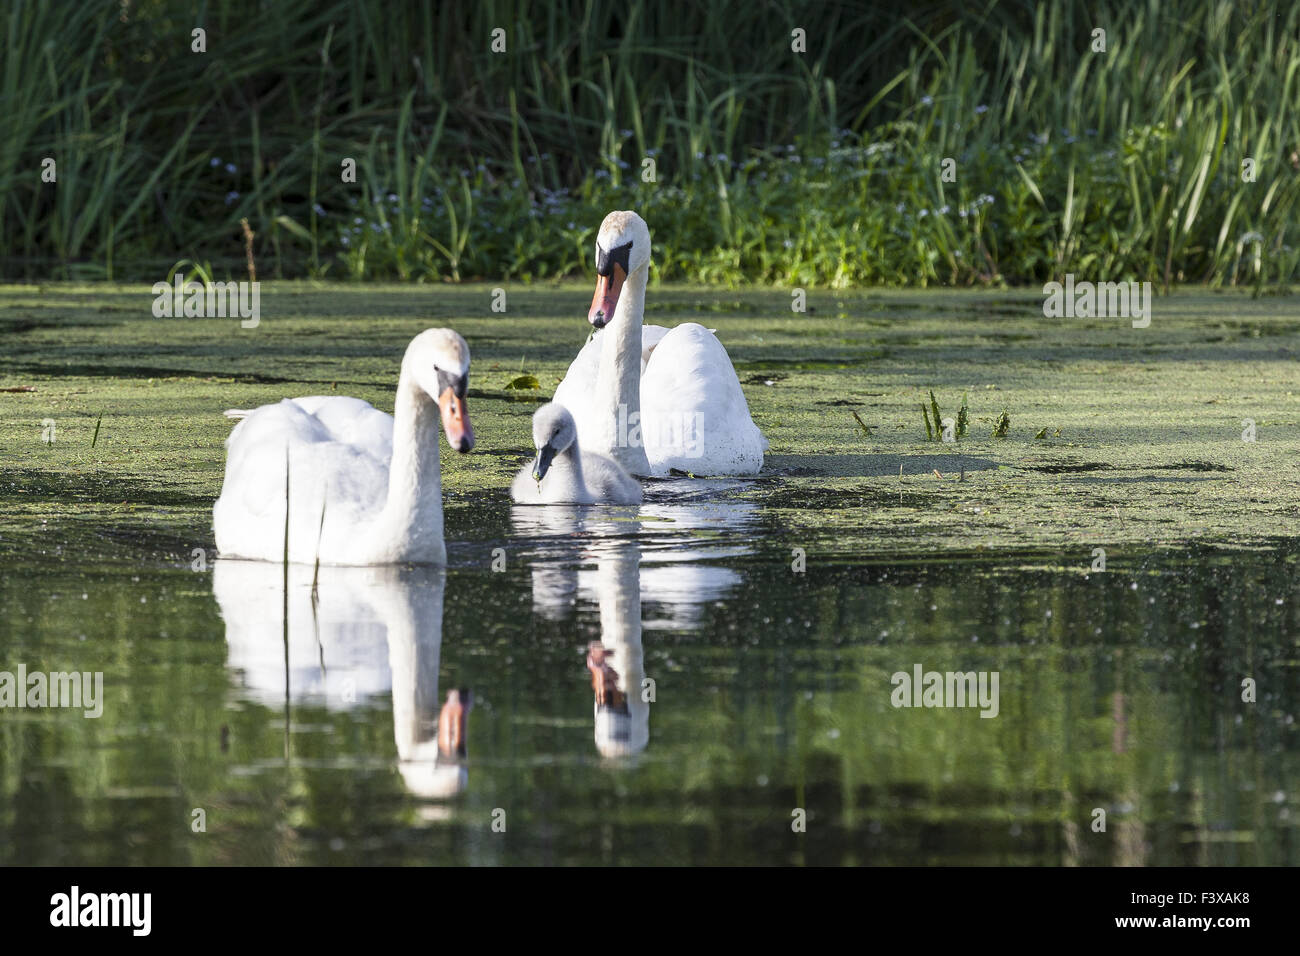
[
  {"xmin": 215, "ymin": 398, "xmax": 393, "ymax": 561},
  {"xmin": 639, "ymin": 324, "xmax": 672, "ymax": 364},
  {"xmin": 285, "ymin": 396, "xmax": 394, "ymax": 462},
  {"xmin": 640, "ymin": 323, "xmax": 765, "ymax": 475}
]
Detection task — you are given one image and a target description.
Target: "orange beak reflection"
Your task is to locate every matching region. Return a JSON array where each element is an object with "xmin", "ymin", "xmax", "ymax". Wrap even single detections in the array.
[
  {"xmin": 588, "ymin": 264, "xmax": 625, "ymax": 328},
  {"xmin": 586, "ymin": 640, "xmax": 626, "ymax": 710},
  {"xmin": 438, "ymin": 689, "xmax": 470, "ymax": 758},
  {"xmin": 437, "ymin": 387, "xmax": 474, "ymax": 453}
]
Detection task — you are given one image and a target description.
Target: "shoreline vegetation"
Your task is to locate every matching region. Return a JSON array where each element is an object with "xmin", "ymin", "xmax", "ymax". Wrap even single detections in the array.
[
  {"xmin": 2, "ymin": 0, "xmax": 1298, "ymax": 288},
  {"xmin": 1, "ymin": 283, "xmax": 1295, "ymax": 565}
]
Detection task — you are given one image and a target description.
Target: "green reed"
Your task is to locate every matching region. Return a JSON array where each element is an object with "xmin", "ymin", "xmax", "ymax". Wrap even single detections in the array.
[{"xmin": 1, "ymin": 0, "xmax": 1297, "ymax": 287}]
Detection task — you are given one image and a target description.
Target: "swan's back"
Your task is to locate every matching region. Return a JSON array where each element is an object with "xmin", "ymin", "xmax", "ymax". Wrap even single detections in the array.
[
  {"xmin": 214, "ymin": 397, "xmax": 394, "ymax": 562},
  {"xmin": 285, "ymin": 396, "xmax": 394, "ymax": 462},
  {"xmin": 641, "ymin": 323, "xmax": 765, "ymax": 475}
]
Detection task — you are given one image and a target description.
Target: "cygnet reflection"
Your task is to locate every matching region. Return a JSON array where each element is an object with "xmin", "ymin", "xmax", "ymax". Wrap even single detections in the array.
[{"xmin": 510, "ymin": 496, "xmax": 755, "ymax": 758}]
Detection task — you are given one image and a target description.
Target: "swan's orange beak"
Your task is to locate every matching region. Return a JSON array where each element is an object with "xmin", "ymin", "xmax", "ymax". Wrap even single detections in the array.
[
  {"xmin": 588, "ymin": 263, "xmax": 625, "ymax": 328},
  {"xmin": 438, "ymin": 386, "xmax": 474, "ymax": 453},
  {"xmin": 438, "ymin": 689, "xmax": 471, "ymax": 758}
]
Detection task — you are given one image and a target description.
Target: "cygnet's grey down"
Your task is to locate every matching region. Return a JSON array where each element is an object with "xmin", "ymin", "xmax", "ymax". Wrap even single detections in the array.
[{"xmin": 510, "ymin": 403, "xmax": 643, "ymax": 505}]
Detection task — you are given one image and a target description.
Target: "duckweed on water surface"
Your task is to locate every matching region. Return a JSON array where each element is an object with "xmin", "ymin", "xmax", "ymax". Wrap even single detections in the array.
[
  {"xmin": 2, "ymin": 283, "xmax": 1295, "ymax": 562},
  {"xmin": 0, "ymin": 283, "xmax": 1297, "ymax": 866}
]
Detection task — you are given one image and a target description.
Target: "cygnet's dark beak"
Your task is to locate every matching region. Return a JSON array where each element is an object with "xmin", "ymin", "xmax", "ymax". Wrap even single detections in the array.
[{"xmin": 532, "ymin": 443, "xmax": 557, "ymax": 481}]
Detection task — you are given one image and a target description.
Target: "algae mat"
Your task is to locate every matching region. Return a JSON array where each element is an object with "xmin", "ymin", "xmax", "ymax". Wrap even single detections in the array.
[{"xmin": 1, "ymin": 283, "xmax": 1297, "ymax": 564}]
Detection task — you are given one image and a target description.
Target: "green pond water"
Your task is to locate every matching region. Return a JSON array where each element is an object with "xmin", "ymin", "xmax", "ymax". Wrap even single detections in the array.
[
  {"xmin": 2, "ymin": 284, "xmax": 1298, "ymax": 865},
  {"xmin": 0, "ymin": 482, "xmax": 1295, "ymax": 866}
]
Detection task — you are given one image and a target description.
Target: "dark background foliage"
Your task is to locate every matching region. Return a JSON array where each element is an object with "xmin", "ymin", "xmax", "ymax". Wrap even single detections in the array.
[{"xmin": 2, "ymin": 0, "xmax": 1297, "ymax": 285}]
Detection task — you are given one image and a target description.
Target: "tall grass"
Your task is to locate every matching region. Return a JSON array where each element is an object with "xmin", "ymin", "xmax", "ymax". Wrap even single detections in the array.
[{"xmin": 1, "ymin": 0, "xmax": 1298, "ymax": 287}]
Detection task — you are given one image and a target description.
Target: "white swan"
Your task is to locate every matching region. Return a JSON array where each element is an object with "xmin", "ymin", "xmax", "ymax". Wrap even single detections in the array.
[
  {"xmin": 551, "ymin": 323, "xmax": 674, "ymax": 402},
  {"xmin": 551, "ymin": 210, "xmax": 766, "ymax": 476},
  {"xmin": 213, "ymin": 328, "xmax": 474, "ymax": 565},
  {"xmin": 510, "ymin": 402, "xmax": 642, "ymax": 505},
  {"xmin": 215, "ymin": 561, "xmax": 471, "ymax": 801}
]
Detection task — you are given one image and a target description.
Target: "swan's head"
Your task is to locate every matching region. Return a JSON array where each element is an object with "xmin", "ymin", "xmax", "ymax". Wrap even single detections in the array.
[
  {"xmin": 588, "ymin": 641, "xmax": 648, "ymax": 759},
  {"xmin": 396, "ymin": 688, "xmax": 471, "ymax": 802},
  {"xmin": 588, "ymin": 210, "xmax": 651, "ymax": 328},
  {"xmin": 530, "ymin": 402, "xmax": 578, "ymax": 481},
  {"xmin": 407, "ymin": 329, "xmax": 475, "ymax": 453}
]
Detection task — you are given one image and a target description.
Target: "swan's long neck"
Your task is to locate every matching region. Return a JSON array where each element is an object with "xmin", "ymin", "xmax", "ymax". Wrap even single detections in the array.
[
  {"xmin": 384, "ymin": 567, "xmax": 446, "ymax": 762},
  {"xmin": 373, "ymin": 366, "xmax": 445, "ymax": 563},
  {"xmin": 595, "ymin": 542, "xmax": 649, "ymax": 755},
  {"xmin": 594, "ymin": 265, "xmax": 651, "ymax": 476}
]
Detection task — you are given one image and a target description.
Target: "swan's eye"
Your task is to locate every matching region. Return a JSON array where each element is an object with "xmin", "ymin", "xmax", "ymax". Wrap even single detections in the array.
[
  {"xmin": 595, "ymin": 240, "xmax": 632, "ymax": 277},
  {"xmin": 435, "ymin": 367, "xmax": 467, "ymax": 398}
]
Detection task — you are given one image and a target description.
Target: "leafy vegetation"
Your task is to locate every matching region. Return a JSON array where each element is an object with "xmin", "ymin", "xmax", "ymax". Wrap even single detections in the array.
[
  {"xmin": 2, "ymin": 0, "xmax": 1298, "ymax": 286},
  {"xmin": 992, "ymin": 410, "xmax": 1011, "ymax": 438},
  {"xmin": 921, "ymin": 390, "xmax": 969, "ymax": 441}
]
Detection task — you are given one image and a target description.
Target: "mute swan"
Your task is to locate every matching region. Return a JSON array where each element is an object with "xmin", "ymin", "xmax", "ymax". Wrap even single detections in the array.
[
  {"xmin": 213, "ymin": 328, "xmax": 474, "ymax": 565},
  {"xmin": 510, "ymin": 402, "xmax": 642, "ymax": 505},
  {"xmin": 215, "ymin": 561, "xmax": 471, "ymax": 801},
  {"xmin": 551, "ymin": 210, "xmax": 766, "ymax": 476}
]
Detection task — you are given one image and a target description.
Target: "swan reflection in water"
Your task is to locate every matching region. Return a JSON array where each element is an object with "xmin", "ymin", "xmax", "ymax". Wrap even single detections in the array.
[
  {"xmin": 213, "ymin": 488, "xmax": 756, "ymax": 787},
  {"xmin": 213, "ymin": 561, "xmax": 469, "ymax": 803},
  {"xmin": 511, "ymin": 491, "xmax": 757, "ymax": 759}
]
